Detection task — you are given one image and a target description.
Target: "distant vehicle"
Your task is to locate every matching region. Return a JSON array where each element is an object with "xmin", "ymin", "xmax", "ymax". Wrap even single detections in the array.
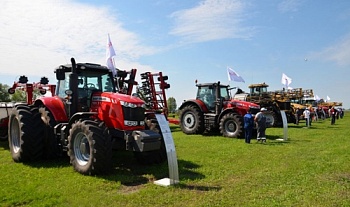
[
  {"xmin": 234, "ymin": 83, "xmax": 296, "ymax": 127},
  {"xmin": 178, "ymin": 81, "xmax": 260, "ymax": 138}
]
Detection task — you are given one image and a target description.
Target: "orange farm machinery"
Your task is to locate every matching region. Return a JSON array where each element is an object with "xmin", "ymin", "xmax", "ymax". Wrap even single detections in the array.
[{"xmin": 234, "ymin": 83, "xmax": 296, "ymax": 127}]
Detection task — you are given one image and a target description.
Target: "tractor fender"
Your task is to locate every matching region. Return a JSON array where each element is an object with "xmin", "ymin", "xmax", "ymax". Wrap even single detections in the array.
[
  {"xmin": 35, "ymin": 97, "xmax": 68, "ymax": 122},
  {"xmin": 218, "ymin": 108, "xmax": 243, "ymax": 122},
  {"xmin": 68, "ymin": 112, "xmax": 98, "ymax": 127},
  {"xmin": 179, "ymin": 99, "xmax": 208, "ymax": 113}
]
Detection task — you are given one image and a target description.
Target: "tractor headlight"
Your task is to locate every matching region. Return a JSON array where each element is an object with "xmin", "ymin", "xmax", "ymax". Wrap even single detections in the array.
[{"xmin": 120, "ymin": 101, "xmax": 145, "ymax": 108}]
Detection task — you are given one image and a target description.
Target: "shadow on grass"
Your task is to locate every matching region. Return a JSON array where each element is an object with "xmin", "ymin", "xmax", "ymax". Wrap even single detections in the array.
[
  {"xmin": 104, "ymin": 152, "xmax": 205, "ymax": 187},
  {"xmin": 287, "ymin": 125, "xmax": 305, "ymax": 129},
  {"xmin": 0, "ymin": 140, "xmax": 9, "ymax": 150},
  {"xmin": 169, "ymin": 124, "xmax": 182, "ymax": 132},
  {"xmin": 267, "ymin": 135, "xmax": 289, "ymax": 142},
  {"xmin": 25, "ymin": 150, "xmax": 205, "ymax": 187},
  {"xmin": 175, "ymin": 183, "xmax": 222, "ymax": 191},
  {"xmin": 3, "ymin": 138, "xmax": 205, "ymax": 187}
]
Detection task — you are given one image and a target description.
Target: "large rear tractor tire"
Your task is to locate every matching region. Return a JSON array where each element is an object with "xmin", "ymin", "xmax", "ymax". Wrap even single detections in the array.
[
  {"xmin": 8, "ymin": 106, "xmax": 44, "ymax": 162},
  {"xmin": 68, "ymin": 119, "xmax": 112, "ymax": 175},
  {"xmin": 39, "ymin": 107, "xmax": 62, "ymax": 159},
  {"xmin": 179, "ymin": 105, "xmax": 204, "ymax": 134},
  {"xmin": 134, "ymin": 118, "xmax": 167, "ymax": 165},
  {"xmin": 219, "ymin": 113, "xmax": 243, "ymax": 138},
  {"xmin": 0, "ymin": 121, "xmax": 8, "ymax": 141}
]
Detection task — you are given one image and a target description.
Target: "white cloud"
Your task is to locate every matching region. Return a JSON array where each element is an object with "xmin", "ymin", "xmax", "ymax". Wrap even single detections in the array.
[
  {"xmin": 311, "ymin": 34, "xmax": 350, "ymax": 66},
  {"xmin": 278, "ymin": 0, "xmax": 302, "ymax": 13},
  {"xmin": 0, "ymin": 0, "xmax": 158, "ymax": 83},
  {"xmin": 169, "ymin": 0, "xmax": 254, "ymax": 43}
]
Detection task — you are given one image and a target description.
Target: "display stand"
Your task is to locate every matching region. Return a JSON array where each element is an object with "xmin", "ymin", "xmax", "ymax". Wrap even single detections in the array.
[
  {"xmin": 276, "ymin": 110, "xmax": 288, "ymax": 141},
  {"xmin": 153, "ymin": 114, "xmax": 179, "ymax": 186}
]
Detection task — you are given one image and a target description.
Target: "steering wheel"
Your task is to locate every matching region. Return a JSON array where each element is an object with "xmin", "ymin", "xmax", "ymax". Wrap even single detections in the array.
[{"xmin": 86, "ymin": 83, "xmax": 96, "ymax": 88}]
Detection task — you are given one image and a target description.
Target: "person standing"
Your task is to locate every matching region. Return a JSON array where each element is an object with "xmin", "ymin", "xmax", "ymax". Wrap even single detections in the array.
[
  {"xmin": 329, "ymin": 106, "xmax": 337, "ymax": 125},
  {"xmin": 295, "ymin": 108, "xmax": 300, "ymax": 125},
  {"xmin": 303, "ymin": 108, "xmax": 310, "ymax": 127},
  {"xmin": 244, "ymin": 109, "xmax": 254, "ymax": 144},
  {"xmin": 254, "ymin": 108, "xmax": 267, "ymax": 142}
]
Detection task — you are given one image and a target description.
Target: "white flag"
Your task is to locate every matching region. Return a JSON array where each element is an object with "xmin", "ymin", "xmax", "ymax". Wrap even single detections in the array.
[
  {"xmin": 281, "ymin": 73, "xmax": 292, "ymax": 88},
  {"xmin": 327, "ymin": 96, "xmax": 330, "ymax": 101},
  {"xmin": 106, "ymin": 34, "xmax": 117, "ymax": 76},
  {"xmin": 227, "ymin": 67, "xmax": 245, "ymax": 83},
  {"xmin": 315, "ymin": 95, "xmax": 320, "ymax": 101}
]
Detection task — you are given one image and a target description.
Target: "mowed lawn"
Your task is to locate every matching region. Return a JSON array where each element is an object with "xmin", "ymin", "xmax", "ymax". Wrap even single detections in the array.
[{"xmin": 1, "ymin": 112, "xmax": 350, "ymax": 207}]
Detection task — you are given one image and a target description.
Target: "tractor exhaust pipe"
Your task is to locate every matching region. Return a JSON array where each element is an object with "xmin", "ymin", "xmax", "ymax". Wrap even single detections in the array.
[
  {"xmin": 69, "ymin": 58, "xmax": 78, "ymax": 116},
  {"xmin": 215, "ymin": 81, "xmax": 222, "ymax": 115}
]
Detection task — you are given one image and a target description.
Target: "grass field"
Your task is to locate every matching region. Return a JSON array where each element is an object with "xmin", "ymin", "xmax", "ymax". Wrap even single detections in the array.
[{"xmin": 1, "ymin": 112, "xmax": 350, "ymax": 207}]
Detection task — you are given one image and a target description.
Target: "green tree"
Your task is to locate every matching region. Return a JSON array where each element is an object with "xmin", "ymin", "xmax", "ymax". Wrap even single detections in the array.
[
  {"xmin": 0, "ymin": 83, "xmax": 11, "ymax": 102},
  {"xmin": 167, "ymin": 97, "xmax": 177, "ymax": 113},
  {"xmin": 11, "ymin": 90, "xmax": 27, "ymax": 102}
]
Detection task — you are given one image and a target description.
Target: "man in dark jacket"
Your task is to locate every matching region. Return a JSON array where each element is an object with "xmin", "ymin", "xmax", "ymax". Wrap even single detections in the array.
[{"xmin": 244, "ymin": 109, "xmax": 254, "ymax": 144}]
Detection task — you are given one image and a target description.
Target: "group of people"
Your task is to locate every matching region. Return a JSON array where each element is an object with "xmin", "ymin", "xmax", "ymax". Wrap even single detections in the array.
[
  {"xmin": 243, "ymin": 105, "xmax": 346, "ymax": 144},
  {"xmin": 243, "ymin": 107, "xmax": 267, "ymax": 144},
  {"xmin": 295, "ymin": 106, "xmax": 344, "ymax": 127}
]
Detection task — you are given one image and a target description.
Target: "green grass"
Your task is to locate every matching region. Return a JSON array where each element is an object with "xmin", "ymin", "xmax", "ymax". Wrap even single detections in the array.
[{"xmin": 1, "ymin": 113, "xmax": 350, "ymax": 206}]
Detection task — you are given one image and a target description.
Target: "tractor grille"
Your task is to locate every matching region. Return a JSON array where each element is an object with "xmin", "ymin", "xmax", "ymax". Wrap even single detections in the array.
[{"xmin": 122, "ymin": 106, "xmax": 145, "ymax": 123}]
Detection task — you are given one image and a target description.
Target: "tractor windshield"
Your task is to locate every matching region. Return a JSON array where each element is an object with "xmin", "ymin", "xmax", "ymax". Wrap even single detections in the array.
[
  {"xmin": 250, "ymin": 86, "xmax": 268, "ymax": 95},
  {"xmin": 56, "ymin": 70, "xmax": 115, "ymax": 99},
  {"xmin": 220, "ymin": 86, "xmax": 230, "ymax": 100}
]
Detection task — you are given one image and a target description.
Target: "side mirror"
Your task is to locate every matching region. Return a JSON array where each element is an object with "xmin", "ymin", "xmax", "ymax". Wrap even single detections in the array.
[{"xmin": 55, "ymin": 69, "xmax": 65, "ymax": 80}]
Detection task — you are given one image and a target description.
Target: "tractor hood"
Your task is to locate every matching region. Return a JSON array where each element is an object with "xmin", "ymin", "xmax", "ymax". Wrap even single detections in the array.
[
  {"xmin": 90, "ymin": 92, "xmax": 146, "ymax": 130},
  {"xmin": 226, "ymin": 99, "xmax": 260, "ymax": 110},
  {"xmin": 91, "ymin": 92, "xmax": 145, "ymax": 107}
]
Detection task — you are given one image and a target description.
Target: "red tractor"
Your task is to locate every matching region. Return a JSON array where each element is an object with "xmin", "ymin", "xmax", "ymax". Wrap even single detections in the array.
[
  {"xmin": 178, "ymin": 81, "xmax": 260, "ymax": 138},
  {"xmin": 8, "ymin": 58, "xmax": 166, "ymax": 175}
]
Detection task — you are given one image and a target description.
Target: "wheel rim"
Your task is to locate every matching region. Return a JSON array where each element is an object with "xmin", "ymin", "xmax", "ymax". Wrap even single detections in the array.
[
  {"xmin": 265, "ymin": 113, "xmax": 275, "ymax": 126},
  {"xmin": 10, "ymin": 117, "xmax": 21, "ymax": 153},
  {"xmin": 183, "ymin": 113, "xmax": 195, "ymax": 129},
  {"xmin": 225, "ymin": 120, "xmax": 237, "ymax": 134},
  {"xmin": 74, "ymin": 132, "xmax": 90, "ymax": 166}
]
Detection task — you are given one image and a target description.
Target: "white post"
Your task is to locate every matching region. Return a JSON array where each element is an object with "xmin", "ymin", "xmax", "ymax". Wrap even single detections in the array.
[
  {"xmin": 279, "ymin": 110, "xmax": 288, "ymax": 141},
  {"xmin": 154, "ymin": 114, "xmax": 179, "ymax": 186}
]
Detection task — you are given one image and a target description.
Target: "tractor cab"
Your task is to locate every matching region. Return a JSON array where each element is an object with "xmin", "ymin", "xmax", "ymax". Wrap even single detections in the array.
[
  {"xmin": 55, "ymin": 63, "xmax": 116, "ymax": 112},
  {"xmin": 249, "ymin": 83, "xmax": 269, "ymax": 99},
  {"xmin": 196, "ymin": 82, "xmax": 230, "ymax": 112}
]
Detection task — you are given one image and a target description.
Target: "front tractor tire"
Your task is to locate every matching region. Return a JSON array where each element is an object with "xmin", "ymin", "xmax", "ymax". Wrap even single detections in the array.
[
  {"xmin": 219, "ymin": 113, "xmax": 243, "ymax": 138},
  {"xmin": 68, "ymin": 119, "xmax": 112, "ymax": 175},
  {"xmin": 179, "ymin": 105, "xmax": 204, "ymax": 134},
  {"xmin": 8, "ymin": 106, "xmax": 44, "ymax": 162}
]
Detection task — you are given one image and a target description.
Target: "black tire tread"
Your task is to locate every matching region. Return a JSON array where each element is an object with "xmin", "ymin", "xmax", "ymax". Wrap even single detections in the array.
[
  {"xmin": 219, "ymin": 113, "xmax": 243, "ymax": 138},
  {"xmin": 8, "ymin": 106, "xmax": 44, "ymax": 162},
  {"xmin": 179, "ymin": 105, "xmax": 204, "ymax": 134},
  {"xmin": 68, "ymin": 119, "xmax": 112, "ymax": 175}
]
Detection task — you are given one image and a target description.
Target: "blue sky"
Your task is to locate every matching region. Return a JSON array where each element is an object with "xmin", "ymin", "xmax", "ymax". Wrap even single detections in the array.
[{"xmin": 1, "ymin": 0, "xmax": 350, "ymax": 108}]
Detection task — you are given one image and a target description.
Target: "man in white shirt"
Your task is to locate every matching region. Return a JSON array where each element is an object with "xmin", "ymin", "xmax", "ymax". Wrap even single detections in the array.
[{"xmin": 303, "ymin": 108, "xmax": 310, "ymax": 127}]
